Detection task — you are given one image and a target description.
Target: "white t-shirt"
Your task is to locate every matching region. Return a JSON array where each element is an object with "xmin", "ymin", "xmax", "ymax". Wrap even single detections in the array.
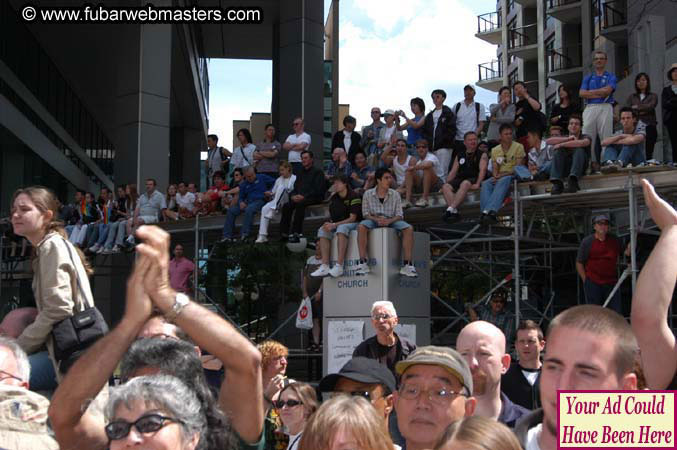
[
  {"xmin": 432, "ymin": 108, "xmax": 443, "ymax": 137},
  {"xmin": 231, "ymin": 143, "xmax": 257, "ymax": 169},
  {"xmin": 343, "ymin": 130, "xmax": 352, "ymax": 152},
  {"xmin": 418, "ymin": 152, "xmax": 444, "ymax": 179},
  {"xmin": 525, "ymin": 423, "xmax": 542, "ymax": 450},
  {"xmin": 392, "ymin": 154, "xmax": 412, "ymax": 186},
  {"xmin": 176, "ymin": 192, "xmax": 196, "ymax": 210},
  {"xmin": 285, "ymin": 132, "xmax": 311, "ymax": 163},
  {"xmin": 522, "ymin": 369, "xmax": 539, "ymax": 386},
  {"xmin": 383, "ymin": 125, "xmax": 396, "ymax": 142},
  {"xmin": 455, "ymin": 101, "xmax": 486, "ymax": 140}
]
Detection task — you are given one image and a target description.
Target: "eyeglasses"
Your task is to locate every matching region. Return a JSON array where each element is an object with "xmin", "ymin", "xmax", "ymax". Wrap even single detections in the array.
[
  {"xmin": 0, "ymin": 370, "xmax": 23, "ymax": 383},
  {"xmin": 105, "ymin": 414, "xmax": 183, "ymax": 440},
  {"xmin": 273, "ymin": 399, "xmax": 302, "ymax": 409},
  {"xmin": 398, "ymin": 383, "xmax": 466, "ymax": 405},
  {"xmin": 372, "ymin": 313, "xmax": 393, "ymax": 321}
]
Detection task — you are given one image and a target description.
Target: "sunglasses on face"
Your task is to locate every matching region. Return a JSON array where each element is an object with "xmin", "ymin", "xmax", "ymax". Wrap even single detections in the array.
[
  {"xmin": 105, "ymin": 414, "xmax": 182, "ymax": 440},
  {"xmin": 372, "ymin": 313, "xmax": 393, "ymax": 320},
  {"xmin": 331, "ymin": 391, "xmax": 374, "ymax": 401},
  {"xmin": 273, "ymin": 399, "xmax": 302, "ymax": 409}
]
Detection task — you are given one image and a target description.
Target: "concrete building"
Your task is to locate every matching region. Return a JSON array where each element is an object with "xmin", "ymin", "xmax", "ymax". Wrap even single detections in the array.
[
  {"xmin": 324, "ymin": 0, "xmax": 340, "ymax": 162},
  {"xmin": 475, "ymin": 0, "xmax": 676, "ymax": 159}
]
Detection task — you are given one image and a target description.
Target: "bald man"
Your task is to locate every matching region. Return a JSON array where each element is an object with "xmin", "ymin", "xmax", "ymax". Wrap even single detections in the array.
[{"xmin": 456, "ymin": 321, "xmax": 529, "ymax": 428}]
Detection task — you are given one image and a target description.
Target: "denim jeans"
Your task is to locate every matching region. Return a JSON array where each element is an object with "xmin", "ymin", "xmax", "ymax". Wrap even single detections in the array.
[
  {"xmin": 94, "ymin": 223, "xmax": 110, "ymax": 246},
  {"xmin": 550, "ymin": 147, "xmax": 588, "ymax": 181},
  {"xmin": 513, "ymin": 162, "xmax": 551, "ymax": 181},
  {"xmin": 480, "ymin": 175, "xmax": 513, "ymax": 213},
  {"xmin": 28, "ymin": 351, "xmax": 57, "ymax": 391},
  {"xmin": 584, "ymin": 278, "xmax": 621, "ymax": 314},
  {"xmin": 104, "ymin": 221, "xmax": 126, "ymax": 249},
  {"xmin": 222, "ymin": 199, "xmax": 265, "ymax": 238},
  {"xmin": 602, "ymin": 144, "xmax": 646, "ymax": 166}
]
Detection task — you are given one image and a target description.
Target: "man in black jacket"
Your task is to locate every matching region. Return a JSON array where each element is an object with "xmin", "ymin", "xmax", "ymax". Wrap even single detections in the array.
[
  {"xmin": 331, "ymin": 115, "xmax": 362, "ymax": 163},
  {"xmin": 501, "ymin": 320, "xmax": 544, "ymax": 410},
  {"xmin": 423, "ymin": 89, "xmax": 457, "ymax": 179},
  {"xmin": 279, "ymin": 150, "xmax": 327, "ymax": 242}
]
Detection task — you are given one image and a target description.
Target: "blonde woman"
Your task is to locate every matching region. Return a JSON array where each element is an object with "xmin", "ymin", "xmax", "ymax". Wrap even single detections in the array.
[
  {"xmin": 274, "ymin": 382, "xmax": 318, "ymax": 450},
  {"xmin": 433, "ymin": 416, "xmax": 522, "ymax": 450}
]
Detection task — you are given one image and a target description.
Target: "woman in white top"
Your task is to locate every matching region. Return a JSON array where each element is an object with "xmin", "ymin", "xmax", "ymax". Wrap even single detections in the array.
[
  {"xmin": 377, "ymin": 110, "xmax": 404, "ymax": 153},
  {"xmin": 230, "ymin": 128, "xmax": 257, "ymax": 170},
  {"xmin": 255, "ymin": 161, "xmax": 297, "ymax": 243},
  {"xmin": 274, "ymin": 382, "xmax": 318, "ymax": 450}
]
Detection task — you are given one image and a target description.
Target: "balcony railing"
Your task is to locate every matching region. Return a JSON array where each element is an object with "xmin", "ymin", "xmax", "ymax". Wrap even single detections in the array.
[
  {"xmin": 479, "ymin": 60, "xmax": 503, "ymax": 82},
  {"xmin": 547, "ymin": 46, "xmax": 583, "ymax": 72},
  {"xmin": 508, "ymin": 24, "xmax": 538, "ymax": 50},
  {"xmin": 602, "ymin": 0, "xmax": 626, "ymax": 29},
  {"xmin": 477, "ymin": 11, "xmax": 502, "ymax": 34},
  {"xmin": 547, "ymin": 0, "xmax": 580, "ymax": 7}
]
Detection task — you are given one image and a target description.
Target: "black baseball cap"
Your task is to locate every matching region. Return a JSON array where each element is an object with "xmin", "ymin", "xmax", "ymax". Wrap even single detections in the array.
[{"xmin": 319, "ymin": 357, "xmax": 397, "ymax": 394}]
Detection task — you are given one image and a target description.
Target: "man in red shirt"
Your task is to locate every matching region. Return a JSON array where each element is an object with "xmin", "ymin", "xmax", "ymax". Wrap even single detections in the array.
[
  {"xmin": 576, "ymin": 214, "xmax": 622, "ymax": 312},
  {"xmin": 168, "ymin": 244, "xmax": 195, "ymax": 294}
]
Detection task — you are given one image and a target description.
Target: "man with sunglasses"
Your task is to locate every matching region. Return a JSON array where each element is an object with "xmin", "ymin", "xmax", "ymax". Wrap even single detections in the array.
[
  {"xmin": 361, "ymin": 107, "xmax": 386, "ymax": 158},
  {"xmin": 394, "ymin": 346, "xmax": 476, "ymax": 450},
  {"xmin": 353, "ymin": 301, "xmax": 416, "ymax": 378},
  {"xmin": 282, "ymin": 117, "xmax": 311, "ymax": 175}
]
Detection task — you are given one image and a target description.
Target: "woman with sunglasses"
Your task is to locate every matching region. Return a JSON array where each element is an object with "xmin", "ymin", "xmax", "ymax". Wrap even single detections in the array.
[
  {"xmin": 105, "ymin": 375, "xmax": 205, "ymax": 449},
  {"xmin": 274, "ymin": 382, "xmax": 318, "ymax": 450}
]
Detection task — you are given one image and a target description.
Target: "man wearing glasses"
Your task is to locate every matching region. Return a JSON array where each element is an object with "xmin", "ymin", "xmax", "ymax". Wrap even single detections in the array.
[
  {"xmin": 394, "ymin": 346, "xmax": 476, "ymax": 450},
  {"xmin": 352, "ymin": 301, "xmax": 416, "ymax": 378},
  {"xmin": 361, "ymin": 107, "xmax": 385, "ymax": 158},
  {"xmin": 282, "ymin": 117, "xmax": 311, "ymax": 175}
]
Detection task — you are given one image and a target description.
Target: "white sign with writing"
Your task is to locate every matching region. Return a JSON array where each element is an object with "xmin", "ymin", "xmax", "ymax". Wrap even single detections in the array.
[
  {"xmin": 327, "ymin": 320, "xmax": 365, "ymax": 374},
  {"xmin": 395, "ymin": 323, "xmax": 416, "ymax": 344}
]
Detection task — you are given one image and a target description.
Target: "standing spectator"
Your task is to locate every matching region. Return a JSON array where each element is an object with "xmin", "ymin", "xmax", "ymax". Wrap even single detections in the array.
[
  {"xmin": 398, "ymin": 97, "xmax": 426, "ymax": 155},
  {"xmin": 279, "ymin": 151, "xmax": 326, "ymax": 243},
  {"xmin": 513, "ymin": 81, "xmax": 543, "ymax": 151},
  {"xmin": 576, "ymin": 214, "xmax": 623, "ymax": 312},
  {"xmin": 377, "ymin": 110, "xmax": 404, "ymax": 158},
  {"xmin": 230, "ymin": 128, "xmax": 256, "ymax": 172},
  {"xmin": 102, "ymin": 184, "xmax": 136, "ymax": 254},
  {"xmin": 162, "ymin": 183, "xmax": 179, "ymax": 221},
  {"xmin": 441, "ymin": 131, "xmax": 488, "ymax": 222},
  {"xmin": 221, "ymin": 167, "xmax": 274, "ymax": 242},
  {"xmin": 168, "ymin": 243, "xmax": 195, "ymax": 294},
  {"xmin": 254, "ymin": 123, "xmax": 281, "ymax": 179},
  {"xmin": 480, "ymin": 124, "xmax": 526, "ymax": 224},
  {"xmin": 501, "ymin": 320, "xmax": 544, "ymax": 410},
  {"xmin": 331, "ymin": 115, "xmax": 362, "ymax": 163},
  {"xmin": 255, "ymin": 161, "xmax": 296, "ymax": 244},
  {"xmin": 11, "ymin": 187, "xmax": 94, "ymax": 390},
  {"xmin": 302, "ymin": 244, "xmax": 323, "ymax": 352},
  {"xmin": 325, "ymin": 147, "xmax": 352, "ymax": 180},
  {"xmin": 126, "ymin": 179, "xmax": 166, "ymax": 245},
  {"xmin": 487, "ymin": 87, "xmax": 516, "ymax": 146},
  {"xmin": 259, "ymin": 340, "xmax": 291, "ymax": 421},
  {"xmin": 283, "ymin": 117, "xmax": 311, "ymax": 174},
  {"xmin": 403, "ymin": 139, "xmax": 444, "ymax": 208},
  {"xmin": 205, "ymin": 134, "xmax": 231, "ymax": 190},
  {"xmin": 456, "ymin": 321, "xmax": 529, "ymax": 428},
  {"xmin": 423, "ymin": 89, "xmax": 457, "ymax": 179},
  {"xmin": 352, "ymin": 301, "xmax": 416, "ymax": 378},
  {"xmin": 175, "ymin": 182, "xmax": 197, "ymax": 219},
  {"xmin": 466, "ymin": 291, "xmax": 515, "ymax": 345},
  {"xmin": 549, "ymin": 85, "xmax": 580, "ymax": 131},
  {"xmin": 356, "ymin": 168, "xmax": 418, "ymax": 278},
  {"xmin": 360, "ymin": 107, "xmax": 385, "ymax": 160},
  {"xmin": 274, "ymin": 383, "xmax": 319, "ymax": 450},
  {"xmin": 349, "ymin": 150, "xmax": 375, "ymax": 195},
  {"xmin": 453, "ymin": 85, "xmax": 486, "ymax": 157},
  {"xmin": 310, "ymin": 175, "xmax": 361, "ymax": 278},
  {"xmin": 601, "ymin": 107, "xmax": 647, "ymax": 172},
  {"xmin": 579, "ymin": 51, "xmax": 617, "ymax": 171},
  {"xmin": 626, "ymin": 73, "xmax": 658, "ymax": 161},
  {"xmin": 662, "ymin": 63, "xmax": 677, "ymax": 164},
  {"xmin": 514, "ymin": 128, "xmax": 553, "ymax": 181},
  {"xmin": 548, "ymin": 114, "xmax": 592, "ymax": 194}
]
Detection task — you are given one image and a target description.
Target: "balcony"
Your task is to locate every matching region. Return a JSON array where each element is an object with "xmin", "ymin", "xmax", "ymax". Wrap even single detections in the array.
[
  {"xmin": 515, "ymin": 0, "xmax": 537, "ymax": 8},
  {"xmin": 476, "ymin": 11, "xmax": 503, "ymax": 45},
  {"xmin": 477, "ymin": 60, "xmax": 504, "ymax": 92},
  {"xmin": 547, "ymin": 0, "xmax": 582, "ymax": 23},
  {"xmin": 599, "ymin": 0, "xmax": 627, "ymax": 43},
  {"xmin": 508, "ymin": 24, "xmax": 538, "ymax": 61},
  {"xmin": 547, "ymin": 46, "xmax": 584, "ymax": 86}
]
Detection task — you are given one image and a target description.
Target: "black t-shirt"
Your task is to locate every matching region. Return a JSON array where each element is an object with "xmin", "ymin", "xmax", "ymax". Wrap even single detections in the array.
[
  {"xmin": 515, "ymin": 98, "xmax": 541, "ymax": 138},
  {"xmin": 375, "ymin": 340, "xmax": 401, "ymax": 375},
  {"xmin": 328, "ymin": 190, "xmax": 362, "ymax": 223},
  {"xmin": 550, "ymin": 103, "xmax": 580, "ymax": 130}
]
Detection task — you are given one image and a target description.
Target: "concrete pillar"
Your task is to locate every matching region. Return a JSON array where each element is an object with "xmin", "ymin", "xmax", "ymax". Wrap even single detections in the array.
[
  {"xmin": 113, "ymin": 24, "xmax": 172, "ymax": 189},
  {"xmin": 501, "ymin": 0, "xmax": 509, "ymax": 87},
  {"xmin": 272, "ymin": 0, "xmax": 324, "ymax": 167},
  {"xmin": 537, "ymin": 0, "xmax": 546, "ymax": 105},
  {"xmin": 581, "ymin": 0, "xmax": 593, "ymax": 69}
]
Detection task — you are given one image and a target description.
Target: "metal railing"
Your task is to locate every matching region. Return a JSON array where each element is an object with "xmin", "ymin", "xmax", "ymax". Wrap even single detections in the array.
[
  {"xmin": 547, "ymin": 46, "xmax": 583, "ymax": 72},
  {"xmin": 602, "ymin": 0, "xmax": 627, "ymax": 29},
  {"xmin": 508, "ymin": 24, "xmax": 537, "ymax": 50},
  {"xmin": 478, "ymin": 60, "xmax": 503, "ymax": 82},
  {"xmin": 547, "ymin": 0, "xmax": 580, "ymax": 8},
  {"xmin": 477, "ymin": 11, "xmax": 502, "ymax": 34}
]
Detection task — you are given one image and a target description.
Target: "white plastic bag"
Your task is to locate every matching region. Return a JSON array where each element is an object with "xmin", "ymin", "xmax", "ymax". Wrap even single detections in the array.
[{"xmin": 295, "ymin": 297, "xmax": 313, "ymax": 330}]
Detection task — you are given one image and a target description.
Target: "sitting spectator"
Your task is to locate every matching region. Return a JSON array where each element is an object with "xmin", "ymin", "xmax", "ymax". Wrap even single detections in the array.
[
  {"xmin": 326, "ymin": 147, "xmax": 352, "ymax": 181},
  {"xmin": 466, "ymin": 291, "xmax": 515, "ymax": 344},
  {"xmin": 601, "ymin": 107, "xmax": 647, "ymax": 172},
  {"xmin": 548, "ymin": 125, "xmax": 563, "ymax": 137},
  {"xmin": 662, "ymin": 63, "xmax": 677, "ymax": 164},
  {"xmin": 501, "ymin": 320, "xmax": 544, "ymax": 410},
  {"xmin": 255, "ymin": 161, "xmax": 296, "ymax": 244},
  {"xmin": 231, "ymin": 128, "xmax": 256, "ymax": 171},
  {"xmin": 87, "ymin": 187, "xmax": 115, "ymax": 252},
  {"xmin": 382, "ymin": 139, "xmax": 416, "ymax": 196},
  {"xmin": 169, "ymin": 243, "xmax": 195, "ymax": 294},
  {"xmin": 349, "ymin": 150, "xmax": 375, "ymax": 195},
  {"xmin": 196, "ymin": 171, "xmax": 230, "ymax": 215},
  {"xmin": 394, "ymin": 346, "xmax": 476, "ymax": 450},
  {"xmin": 441, "ymin": 131, "xmax": 488, "ymax": 223},
  {"xmin": 403, "ymin": 139, "xmax": 444, "ymax": 208},
  {"xmin": 274, "ymin": 382, "xmax": 318, "ymax": 450},
  {"xmin": 253, "ymin": 123, "xmax": 281, "ymax": 179},
  {"xmin": 626, "ymin": 72, "xmax": 658, "ymax": 161},
  {"xmin": 487, "ymin": 87, "xmax": 516, "ymax": 147},
  {"xmin": 221, "ymin": 167, "xmax": 274, "ymax": 242},
  {"xmin": 453, "ymin": 85, "xmax": 486, "ymax": 158},
  {"xmin": 513, "ymin": 81, "xmax": 543, "ymax": 151},
  {"xmin": 356, "ymin": 168, "xmax": 418, "ymax": 278},
  {"xmin": 457, "ymin": 321, "xmax": 529, "ymax": 428},
  {"xmin": 311, "ymin": 175, "xmax": 361, "ymax": 278},
  {"xmin": 102, "ymin": 184, "xmax": 136, "ymax": 254},
  {"xmin": 332, "ymin": 115, "xmax": 362, "ymax": 163},
  {"xmin": 398, "ymin": 97, "xmax": 426, "ymax": 155},
  {"xmin": 480, "ymin": 124, "xmax": 526, "ymax": 224},
  {"xmin": 175, "ymin": 182, "xmax": 196, "ymax": 219},
  {"xmin": 514, "ymin": 128, "xmax": 553, "ymax": 181},
  {"xmin": 433, "ymin": 416, "xmax": 523, "ymax": 450},
  {"xmin": 162, "ymin": 183, "xmax": 179, "ymax": 221},
  {"xmin": 188, "ymin": 182, "xmax": 198, "ymax": 194},
  {"xmin": 279, "ymin": 150, "xmax": 326, "ymax": 243},
  {"xmin": 548, "ymin": 114, "xmax": 592, "ymax": 195},
  {"xmin": 549, "ymin": 85, "xmax": 580, "ymax": 131},
  {"xmin": 360, "ymin": 107, "xmax": 385, "ymax": 160},
  {"xmin": 423, "ymin": 89, "xmax": 457, "ymax": 179},
  {"xmin": 126, "ymin": 179, "xmax": 166, "ymax": 245},
  {"xmin": 377, "ymin": 110, "xmax": 404, "ymax": 158},
  {"xmin": 352, "ymin": 301, "xmax": 416, "ymax": 378},
  {"xmin": 70, "ymin": 192, "xmax": 101, "ymax": 247},
  {"xmin": 62, "ymin": 190, "xmax": 84, "ymax": 235},
  {"xmin": 283, "ymin": 117, "xmax": 311, "ymax": 174}
]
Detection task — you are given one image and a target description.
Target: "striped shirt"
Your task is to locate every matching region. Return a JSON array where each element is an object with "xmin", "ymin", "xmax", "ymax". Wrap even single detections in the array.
[{"xmin": 362, "ymin": 187, "xmax": 403, "ymax": 219}]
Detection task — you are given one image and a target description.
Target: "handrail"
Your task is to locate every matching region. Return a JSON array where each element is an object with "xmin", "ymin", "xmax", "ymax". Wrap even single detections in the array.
[
  {"xmin": 508, "ymin": 23, "xmax": 537, "ymax": 49},
  {"xmin": 547, "ymin": 46, "xmax": 583, "ymax": 72},
  {"xmin": 477, "ymin": 11, "xmax": 501, "ymax": 34},
  {"xmin": 602, "ymin": 0, "xmax": 627, "ymax": 29},
  {"xmin": 478, "ymin": 60, "xmax": 503, "ymax": 82},
  {"xmin": 547, "ymin": 0, "xmax": 580, "ymax": 8}
]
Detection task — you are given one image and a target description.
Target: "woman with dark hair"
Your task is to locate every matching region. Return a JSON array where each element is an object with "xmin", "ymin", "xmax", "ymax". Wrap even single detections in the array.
[
  {"xmin": 487, "ymin": 86, "xmax": 516, "ymax": 146},
  {"xmin": 331, "ymin": 115, "xmax": 362, "ymax": 163},
  {"xmin": 626, "ymin": 72, "xmax": 659, "ymax": 160},
  {"xmin": 274, "ymin": 382, "xmax": 319, "ymax": 450},
  {"xmin": 11, "ymin": 186, "xmax": 94, "ymax": 389},
  {"xmin": 550, "ymin": 84, "xmax": 580, "ymax": 130},
  {"xmin": 399, "ymin": 97, "xmax": 427, "ymax": 155},
  {"xmin": 665, "ymin": 64, "xmax": 677, "ymax": 164},
  {"xmin": 231, "ymin": 128, "xmax": 257, "ymax": 171}
]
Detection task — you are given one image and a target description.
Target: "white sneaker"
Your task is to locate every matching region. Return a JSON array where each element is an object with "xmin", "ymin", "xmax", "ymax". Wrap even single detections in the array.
[
  {"xmin": 355, "ymin": 262, "xmax": 371, "ymax": 275},
  {"xmin": 96, "ymin": 246, "xmax": 105, "ymax": 254},
  {"xmin": 415, "ymin": 199, "xmax": 428, "ymax": 208},
  {"xmin": 400, "ymin": 264, "xmax": 418, "ymax": 277},
  {"xmin": 402, "ymin": 200, "xmax": 413, "ymax": 209},
  {"xmin": 89, "ymin": 244, "xmax": 100, "ymax": 253},
  {"xmin": 311, "ymin": 264, "xmax": 331, "ymax": 277},
  {"xmin": 112, "ymin": 245, "xmax": 121, "ymax": 253},
  {"xmin": 255, "ymin": 235, "xmax": 268, "ymax": 244},
  {"xmin": 329, "ymin": 265, "xmax": 344, "ymax": 277},
  {"xmin": 102, "ymin": 247, "xmax": 113, "ymax": 254}
]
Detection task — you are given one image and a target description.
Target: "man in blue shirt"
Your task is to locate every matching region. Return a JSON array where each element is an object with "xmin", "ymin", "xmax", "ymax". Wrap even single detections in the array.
[
  {"xmin": 222, "ymin": 167, "xmax": 274, "ymax": 241},
  {"xmin": 579, "ymin": 50, "xmax": 617, "ymax": 172}
]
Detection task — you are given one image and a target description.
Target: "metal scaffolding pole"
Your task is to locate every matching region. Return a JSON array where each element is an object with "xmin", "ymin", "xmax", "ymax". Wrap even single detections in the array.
[
  {"xmin": 628, "ymin": 174, "xmax": 638, "ymax": 290},
  {"xmin": 514, "ymin": 179, "xmax": 521, "ymax": 327}
]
